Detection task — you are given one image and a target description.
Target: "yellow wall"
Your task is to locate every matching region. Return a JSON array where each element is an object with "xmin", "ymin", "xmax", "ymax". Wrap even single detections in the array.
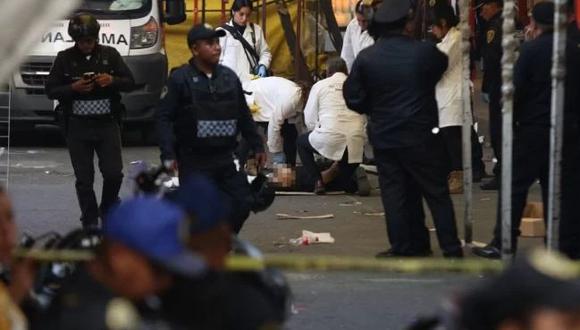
[{"xmin": 164, "ymin": 1, "xmax": 302, "ymax": 77}]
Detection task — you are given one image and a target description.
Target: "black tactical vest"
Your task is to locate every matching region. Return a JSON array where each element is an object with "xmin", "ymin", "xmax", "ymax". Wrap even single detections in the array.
[
  {"xmin": 59, "ymin": 46, "xmax": 123, "ymax": 118},
  {"xmin": 174, "ymin": 65, "xmax": 241, "ymax": 151}
]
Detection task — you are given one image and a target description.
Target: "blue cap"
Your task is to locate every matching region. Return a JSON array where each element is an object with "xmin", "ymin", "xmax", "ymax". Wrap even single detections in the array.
[
  {"xmin": 168, "ymin": 175, "xmax": 230, "ymax": 234},
  {"xmin": 104, "ymin": 197, "xmax": 206, "ymax": 277}
]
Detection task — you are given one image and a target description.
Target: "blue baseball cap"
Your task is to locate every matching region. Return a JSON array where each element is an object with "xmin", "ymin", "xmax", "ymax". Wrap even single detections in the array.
[
  {"xmin": 103, "ymin": 197, "xmax": 206, "ymax": 277},
  {"xmin": 168, "ymin": 174, "xmax": 230, "ymax": 234}
]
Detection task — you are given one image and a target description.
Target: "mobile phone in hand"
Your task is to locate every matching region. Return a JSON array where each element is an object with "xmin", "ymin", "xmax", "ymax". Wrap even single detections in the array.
[{"xmin": 83, "ymin": 72, "xmax": 96, "ymax": 81}]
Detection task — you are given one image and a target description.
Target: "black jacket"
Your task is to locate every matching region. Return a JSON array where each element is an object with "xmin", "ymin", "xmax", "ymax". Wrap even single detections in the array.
[
  {"xmin": 481, "ymin": 12, "xmax": 503, "ymax": 97},
  {"xmin": 343, "ymin": 35, "xmax": 448, "ymax": 149},
  {"xmin": 156, "ymin": 60, "xmax": 263, "ymax": 165},
  {"xmin": 514, "ymin": 27, "xmax": 580, "ymax": 134},
  {"xmin": 45, "ymin": 44, "xmax": 134, "ymax": 118}
]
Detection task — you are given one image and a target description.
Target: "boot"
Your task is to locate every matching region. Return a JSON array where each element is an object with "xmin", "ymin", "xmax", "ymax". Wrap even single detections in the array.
[{"xmin": 448, "ymin": 170, "xmax": 463, "ymax": 194}]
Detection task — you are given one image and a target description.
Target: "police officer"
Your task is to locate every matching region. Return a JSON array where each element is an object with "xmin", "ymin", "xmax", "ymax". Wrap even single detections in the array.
[
  {"xmin": 46, "ymin": 13, "xmax": 134, "ymax": 229},
  {"xmin": 343, "ymin": 0, "xmax": 463, "ymax": 258},
  {"xmin": 479, "ymin": 0, "xmax": 503, "ymax": 190},
  {"xmin": 561, "ymin": 0, "xmax": 580, "ymax": 260},
  {"xmin": 473, "ymin": 2, "xmax": 580, "ymax": 259},
  {"xmin": 156, "ymin": 24, "xmax": 266, "ymax": 234}
]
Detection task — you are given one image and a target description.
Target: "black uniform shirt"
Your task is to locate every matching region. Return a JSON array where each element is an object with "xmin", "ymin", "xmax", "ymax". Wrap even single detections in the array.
[
  {"xmin": 45, "ymin": 45, "xmax": 134, "ymax": 106},
  {"xmin": 514, "ymin": 26, "xmax": 580, "ymax": 132},
  {"xmin": 513, "ymin": 32, "xmax": 553, "ymax": 127},
  {"xmin": 343, "ymin": 35, "xmax": 448, "ymax": 149},
  {"xmin": 482, "ymin": 12, "xmax": 503, "ymax": 96},
  {"xmin": 156, "ymin": 61, "xmax": 263, "ymax": 163}
]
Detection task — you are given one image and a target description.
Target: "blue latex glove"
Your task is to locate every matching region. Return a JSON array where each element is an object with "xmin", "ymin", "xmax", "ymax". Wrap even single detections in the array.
[
  {"xmin": 257, "ymin": 65, "xmax": 268, "ymax": 77},
  {"xmin": 271, "ymin": 152, "xmax": 286, "ymax": 164}
]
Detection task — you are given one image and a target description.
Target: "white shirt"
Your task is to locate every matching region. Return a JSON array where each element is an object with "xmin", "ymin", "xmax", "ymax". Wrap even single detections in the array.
[
  {"xmin": 435, "ymin": 27, "xmax": 468, "ymax": 128},
  {"xmin": 244, "ymin": 77, "xmax": 304, "ymax": 153},
  {"xmin": 341, "ymin": 18, "xmax": 374, "ymax": 72},
  {"xmin": 218, "ymin": 21, "xmax": 272, "ymax": 85},
  {"xmin": 304, "ymin": 72, "xmax": 367, "ymax": 163}
]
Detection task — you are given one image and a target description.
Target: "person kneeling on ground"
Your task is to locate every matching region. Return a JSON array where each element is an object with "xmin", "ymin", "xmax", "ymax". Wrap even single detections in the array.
[{"xmin": 297, "ymin": 57, "xmax": 368, "ymax": 195}]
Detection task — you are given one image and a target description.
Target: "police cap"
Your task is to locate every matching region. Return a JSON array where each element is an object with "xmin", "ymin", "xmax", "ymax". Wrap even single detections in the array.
[
  {"xmin": 68, "ymin": 13, "xmax": 100, "ymax": 41},
  {"xmin": 187, "ymin": 24, "xmax": 226, "ymax": 46},
  {"xmin": 373, "ymin": 0, "xmax": 412, "ymax": 24},
  {"xmin": 532, "ymin": 1, "xmax": 555, "ymax": 25}
]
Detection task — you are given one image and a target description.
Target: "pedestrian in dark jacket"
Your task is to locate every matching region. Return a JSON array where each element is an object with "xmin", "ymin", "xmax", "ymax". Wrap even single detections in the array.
[
  {"xmin": 344, "ymin": 0, "xmax": 463, "ymax": 258},
  {"xmin": 156, "ymin": 24, "xmax": 266, "ymax": 233},
  {"xmin": 45, "ymin": 13, "xmax": 135, "ymax": 229}
]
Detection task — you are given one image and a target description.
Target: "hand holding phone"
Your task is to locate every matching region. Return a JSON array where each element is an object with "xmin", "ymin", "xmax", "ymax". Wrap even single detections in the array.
[{"xmin": 71, "ymin": 73, "xmax": 95, "ymax": 93}]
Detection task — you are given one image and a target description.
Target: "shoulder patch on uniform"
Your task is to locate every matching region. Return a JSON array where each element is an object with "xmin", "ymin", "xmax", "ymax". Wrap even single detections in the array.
[{"xmin": 487, "ymin": 30, "xmax": 495, "ymax": 44}]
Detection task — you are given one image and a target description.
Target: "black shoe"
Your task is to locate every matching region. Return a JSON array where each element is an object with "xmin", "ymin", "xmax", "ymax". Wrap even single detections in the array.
[
  {"xmin": 472, "ymin": 243, "xmax": 501, "ymax": 259},
  {"xmin": 375, "ymin": 249, "xmax": 433, "ymax": 258},
  {"xmin": 314, "ymin": 180, "xmax": 326, "ymax": 195},
  {"xmin": 472, "ymin": 170, "xmax": 490, "ymax": 183},
  {"xmin": 82, "ymin": 222, "xmax": 100, "ymax": 232},
  {"xmin": 375, "ymin": 249, "xmax": 405, "ymax": 258},
  {"xmin": 355, "ymin": 167, "xmax": 371, "ymax": 197},
  {"xmin": 443, "ymin": 249, "xmax": 464, "ymax": 258},
  {"xmin": 480, "ymin": 177, "xmax": 500, "ymax": 190}
]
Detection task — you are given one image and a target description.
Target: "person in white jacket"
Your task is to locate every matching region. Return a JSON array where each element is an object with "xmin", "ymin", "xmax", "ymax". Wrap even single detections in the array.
[
  {"xmin": 340, "ymin": 0, "xmax": 376, "ymax": 72},
  {"xmin": 297, "ymin": 57, "xmax": 368, "ymax": 195},
  {"xmin": 242, "ymin": 76, "xmax": 307, "ymax": 166},
  {"xmin": 218, "ymin": 0, "xmax": 272, "ymax": 85},
  {"xmin": 431, "ymin": 4, "xmax": 466, "ymax": 194}
]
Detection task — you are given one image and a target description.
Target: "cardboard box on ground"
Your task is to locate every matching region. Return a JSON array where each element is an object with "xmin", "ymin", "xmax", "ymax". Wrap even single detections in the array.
[{"xmin": 520, "ymin": 202, "xmax": 545, "ymax": 237}]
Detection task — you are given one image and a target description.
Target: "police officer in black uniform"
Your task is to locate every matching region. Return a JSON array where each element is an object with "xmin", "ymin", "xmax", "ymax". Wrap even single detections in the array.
[
  {"xmin": 46, "ymin": 13, "xmax": 134, "ymax": 229},
  {"xmin": 473, "ymin": 2, "xmax": 580, "ymax": 259},
  {"xmin": 156, "ymin": 24, "xmax": 266, "ymax": 234},
  {"xmin": 344, "ymin": 0, "xmax": 463, "ymax": 258},
  {"xmin": 560, "ymin": 0, "xmax": 580, "ymax": 260},
  {"xmin": 479, "ymin": 0, "xmax": 503, "ymax": 190}
]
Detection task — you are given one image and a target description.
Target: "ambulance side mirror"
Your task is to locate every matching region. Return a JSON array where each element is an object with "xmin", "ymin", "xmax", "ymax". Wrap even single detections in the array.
[{"xmin": 163, "ymin": 0, "xmax": 186, "ymax": 25}]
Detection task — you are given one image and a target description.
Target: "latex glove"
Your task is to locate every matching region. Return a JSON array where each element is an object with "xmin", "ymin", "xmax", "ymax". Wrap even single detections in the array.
[
  {"xmin": 257, "ymin": 65, "xmax": 268, "ymax": 78},
  {"xmin": 271, "ymin": 152, "xmax": 286, "ymax": 164}
]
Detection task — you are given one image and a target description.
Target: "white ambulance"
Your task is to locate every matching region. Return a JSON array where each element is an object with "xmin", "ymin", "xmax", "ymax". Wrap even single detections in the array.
[{"xmin": 10, "ymin": 0, "xmax": 185, "ymax": 132}]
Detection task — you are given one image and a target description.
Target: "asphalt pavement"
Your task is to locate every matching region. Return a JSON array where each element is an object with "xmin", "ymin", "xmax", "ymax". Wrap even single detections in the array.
[{"xmin": 4, "ymin": 126, "xmax": 546, "ymax": 329}]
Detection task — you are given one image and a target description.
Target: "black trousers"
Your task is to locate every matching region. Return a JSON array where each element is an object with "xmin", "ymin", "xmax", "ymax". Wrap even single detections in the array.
[
  {"xmin": 560, "ymin": 132, "xmax": 580, "ymax": 259},
  {"xmin": 488, "ymin": 88, "xmax": 502, "ymax": 177},
  {"xmin": 440, "ymin": 126, "xmax": 463, "ymax": 171},
  {"xmin": 296, "ymin": 133, "xmax": 359, "ymax": 193},
  {"xmin": 492, "ymin": 126, "xmax": 550, "ymax": 246},
  {"xmin": 237, "ymin": 121, "xmax": 298, "ymax": 167},
  {"xmin": 440, "ymin": 125, "xmax": 487, "ymax": 175},
  {"xmin": 178, "ymin": 156, "xmax": 252, "ymax": 234},
  {"xmin": 66, "ymin": 117, "xmax": 123, "ymax": 225},
  {"xmin": 491, "ymin": 126, "xmax": 580, "ymax": 257},
  {"xmin": 374, "ymin": 136, "xmax": 462, "ymax": 256}
]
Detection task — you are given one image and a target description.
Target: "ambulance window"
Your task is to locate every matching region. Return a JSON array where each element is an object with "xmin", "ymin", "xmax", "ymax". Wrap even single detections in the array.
[{"xmin": 78, "ymin": 0, "xmax": 149, "ymax": 13}]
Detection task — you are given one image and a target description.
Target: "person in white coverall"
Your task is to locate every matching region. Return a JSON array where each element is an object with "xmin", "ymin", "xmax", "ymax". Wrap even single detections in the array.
[
  {"xmin": 240, "ymin": 76, "xmax": 307, "ymax": 166},
  {"xmin": 296, "ymin": 57, "xmax": 369, "ymax": 195},
  {"xmin": 340, "ymin": 0, "xmax": 377, "ymax": 72},
  {"xmin": 218, "ymin": 0, "xmax": 272, "ymax": 85},
  {"xmin": 238, "ymin": 77, "xmax": 308, "ymax": 166},
  {"xmin": 431, "ymin": 3, "xmax": 468, "ymax": 194}
]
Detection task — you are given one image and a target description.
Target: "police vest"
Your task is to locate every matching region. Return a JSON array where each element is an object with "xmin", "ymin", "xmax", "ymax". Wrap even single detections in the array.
[
  {"xmin": 175, "ymin": 66, "xmax": 241, "ymax": 151},
  {"xmin": 60, "ymin": 46, "xmax": 122, "ymax": 118}
]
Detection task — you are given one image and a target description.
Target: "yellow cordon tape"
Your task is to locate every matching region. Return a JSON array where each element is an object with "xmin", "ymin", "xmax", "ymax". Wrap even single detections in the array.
[{"xmin": 12, "ymin": 248, "xmax": 507, "ymax": 274}]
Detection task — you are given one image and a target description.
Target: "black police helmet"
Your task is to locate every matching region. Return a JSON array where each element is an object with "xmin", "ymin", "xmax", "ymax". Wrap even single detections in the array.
[
  {"xmin": 68, "ymin": 13, "xmax": 100, "ymax": 41},
  {"xmin": 250, "ymin": 173, "xmax": 275, "ymax": 213}
]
